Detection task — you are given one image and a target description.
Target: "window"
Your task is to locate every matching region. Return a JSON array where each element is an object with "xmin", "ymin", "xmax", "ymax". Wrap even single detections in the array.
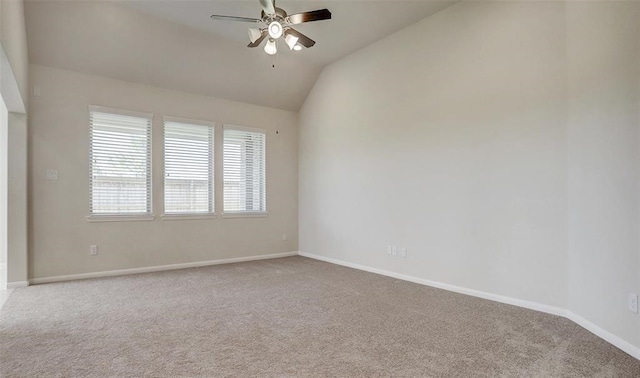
[
  {"xmin": 89, "ymin": 107, "xmax": 152, "ymax": 216},
  {"xmin": 223, "ymin": 125, "xmax": 266, "ymax": 214},
  {"xmin": 163, "ymin": 118, "xmax": 214, "ymax": 214}
]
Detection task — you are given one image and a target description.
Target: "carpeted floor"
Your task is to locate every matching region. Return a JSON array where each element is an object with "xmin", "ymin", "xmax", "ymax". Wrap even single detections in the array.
[{"xmin": 1, "ymin": 256, "xmax": 639, "ymax": 377}]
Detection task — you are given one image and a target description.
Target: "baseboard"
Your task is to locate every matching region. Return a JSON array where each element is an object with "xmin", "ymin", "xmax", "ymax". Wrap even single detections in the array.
[
  {"xmin": 30, "ymin": 251, "xmax": 299, "ymax": 285},
  {"xmin": 6, "ymin": 281, "xmax": 29, "ymax": 289},
  {"xmin": 298, "ymin": 252, "xmax": 566, "ymax": 316},
  {"xmin": 298, "ymin": 251, "xmax": 640, "ymax": 360},
  {"xmin": 564, "ymin": 311, "xmax": 640, "ymax": 360}
]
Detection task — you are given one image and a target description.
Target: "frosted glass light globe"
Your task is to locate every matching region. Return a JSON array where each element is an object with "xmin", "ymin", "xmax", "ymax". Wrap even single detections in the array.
[{"xmin": 268, "ymin": 21, "xmax": 283, "ymax": 39}]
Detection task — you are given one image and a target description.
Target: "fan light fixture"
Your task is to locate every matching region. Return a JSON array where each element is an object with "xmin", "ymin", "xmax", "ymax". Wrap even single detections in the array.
[
  {"xmin": 268, "ymin": 21, "xmax": 283, "ymax": 39},
  {"xmin": 248, "ymin": 28, "xmax": 262, "ymax": 43},
  {"xmin": 285, "ymin": 34, "xmax": 299, "ymax": 50},
  {"xmin": 264, "ymin": 38, "xmax": 277, "ymax": 55},
  {"xmin": 210, "ymin": 0, "xmax": 332, "ymax": 58}
]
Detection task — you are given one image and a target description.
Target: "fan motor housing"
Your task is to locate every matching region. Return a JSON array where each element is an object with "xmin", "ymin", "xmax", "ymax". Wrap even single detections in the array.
[{"xmin": 261, "ymin": 7, "xmax": 288, "ymax": 23}]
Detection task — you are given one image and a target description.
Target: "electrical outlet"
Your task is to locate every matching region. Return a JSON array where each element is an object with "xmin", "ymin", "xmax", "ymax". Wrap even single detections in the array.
[
  {"xmin": 282, "ymin": 233, "xmax": 288, "ymax": 241},
  {"xmin": 400, "ymin": 247, "xmax": 407, "ymax": 258},
  {"xmin": 46, "ymin": 170, "xmax": 59, "ymax": 181},
  {"xmin": 629, "ymin": 293, "xmax": 638, "ymax": 314},
  {"xmin": 90, "ymin": 245, "xmax": 98, "ymax": 256},
  {"xmin": 387, "ymin": 246, "xmax": 393, "ymax": 255},
  {"xmin": 392, "ymin": 246, "xmax": 397, "ymax": 256}
]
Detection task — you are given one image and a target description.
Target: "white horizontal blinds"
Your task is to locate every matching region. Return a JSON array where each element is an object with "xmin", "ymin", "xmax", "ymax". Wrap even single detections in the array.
[
  {"xmin": 164, "ymin": 120, "xmax": 214, "ymax": 214},
  {"xmin": 89, "ymin": 109, "xmax": 152, "ymax": 215},
  {"xmin": 223, "ymin": 127, "xmax": 266, "ymax": 213}
]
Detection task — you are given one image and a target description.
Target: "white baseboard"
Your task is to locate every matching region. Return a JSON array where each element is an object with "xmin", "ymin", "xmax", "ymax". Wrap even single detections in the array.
[
  {"xmin": 565, "ymin": 311, "xmax": 640, "ymax": 360},
  {"xmin": 30, "ymin": 251, "xmax": 299, "ymax": 285},
  {"xmin": 6, "ymin": 281, "xmax": 29, "ymax": 289},
  {"xmin": 298, "ymin": 251, "xmax": 640, "ymax": 361},
  {"xmin": 298, "ymin": 252, "xmax": 566, "ymax": 316}
]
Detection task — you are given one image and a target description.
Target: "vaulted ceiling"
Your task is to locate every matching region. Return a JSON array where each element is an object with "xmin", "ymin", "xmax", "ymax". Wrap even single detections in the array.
[{"xmin": 25, "ymin": 1, "xmax": 455, "ymax": 111}]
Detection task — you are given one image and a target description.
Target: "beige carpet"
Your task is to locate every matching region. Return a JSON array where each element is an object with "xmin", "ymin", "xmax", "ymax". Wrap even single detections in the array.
[{"xmin": 1, "ymin": 256, "xmax": 639, "ymax": 377}]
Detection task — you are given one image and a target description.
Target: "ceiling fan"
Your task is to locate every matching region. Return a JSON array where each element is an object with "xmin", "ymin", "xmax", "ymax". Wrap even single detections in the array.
[{"xmin": 210, "ymin": 0, "xmax": 331, "ymax": 56}]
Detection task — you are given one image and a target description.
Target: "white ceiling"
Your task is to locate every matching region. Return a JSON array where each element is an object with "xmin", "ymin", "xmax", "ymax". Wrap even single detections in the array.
[{"xmin": 25, "ymin": 0, "xmax": 455, "ymax": 111}]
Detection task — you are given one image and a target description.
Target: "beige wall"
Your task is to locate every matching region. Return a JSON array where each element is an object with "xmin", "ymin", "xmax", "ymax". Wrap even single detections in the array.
[
  {"xmin": 7, "ymin": 111, "xmax": 27, "ymax": 284},
  {"xmin": 566, "ymin": 1, "xmax": 640, "ymax": 349},
  {"xmin": 0, "ymin": 92, "xmax": 7, "ymax": 288},
  {"xmin": 0, "ymin": 0, "xmax": 29, "ymax": 285},
  {"xmin": 300, "ymin": 0, "xmax": 640, "ymax": 351},
  {"xmin": 1, "ymin": 0, "xmax": 28, "ymax": 108},
  {"xmin": 300, "ymin": 1, "xmax": 568, "ymax": 308},
  {"xmin": 29, "ymin": 64, "xmax": 298, "ymax": 279}
]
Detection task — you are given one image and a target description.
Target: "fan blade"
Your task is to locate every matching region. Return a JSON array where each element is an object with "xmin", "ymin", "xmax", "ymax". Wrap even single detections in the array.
[
  {"xmin": 247, "ymin": 30, "xmax": 268, "ymax": 48},
  {"xmin": 286, "ymin": 28, "xmax": 315, "ymax": 48},
  {"xmin": 259, "ymin": 0, "xmax": 275, "ymax": 15},
  {"xmin": 210, "ymin": 14, "xmax": 261, "ymax": 23},
  {"xmin": 288, "ymin": 9, "xmax": 331, "ymax": 25}
]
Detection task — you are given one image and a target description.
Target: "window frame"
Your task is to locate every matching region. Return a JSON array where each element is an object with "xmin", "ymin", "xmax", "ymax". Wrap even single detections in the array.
[
  {"xmin": 87, "ymin": 105, "xmax": 154, "ymax": 222},
  {"xmin": 162, "ymin": 116, "xmax": 216, "ymax": 219},
  {"xmin": 222, "ymin": 124, "xmax": 267, "ymax": 217}
]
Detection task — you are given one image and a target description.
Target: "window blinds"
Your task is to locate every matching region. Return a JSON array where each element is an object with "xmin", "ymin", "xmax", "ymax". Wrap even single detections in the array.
[
  {"xmin": 164, "ymin": 120, "xmax": 214, "ymax": 214},
  {"xmin": 223, "ymin": 126, "xmax": 266, "ymax": 213},
  {"xmin": 89, "ymin": 109, "xmax": 152, "ymax": 215}
]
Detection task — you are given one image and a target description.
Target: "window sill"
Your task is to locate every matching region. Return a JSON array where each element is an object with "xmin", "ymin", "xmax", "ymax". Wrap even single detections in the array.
[
  {"xmin": 161, "ymin": 214, "xmax": 217, "ymax": 221},
  {"xmin": 222, "ymin": 212, "xmax": 268, "ymax": 219},
  {"xmin": 87, "ymin": 214, "xmax": 155, "ymax": 222}
]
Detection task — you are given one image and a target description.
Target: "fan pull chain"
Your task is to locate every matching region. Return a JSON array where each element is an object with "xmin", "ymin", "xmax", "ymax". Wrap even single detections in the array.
[{"xmin": 271, "ymin": 41, "xmax": 278, "ymax": 68}]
